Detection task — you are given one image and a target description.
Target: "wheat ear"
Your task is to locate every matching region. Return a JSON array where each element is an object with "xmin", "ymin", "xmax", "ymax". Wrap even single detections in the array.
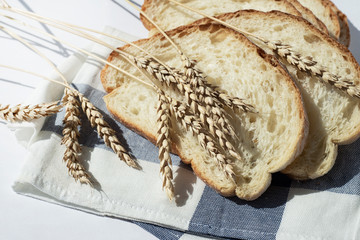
[
  {"xmin": 61, "ymin": 88, "xmax": 91, "ymax": 185},
  {"xmin": 0, "ymin": 101, "xmax": 62, "ymax": 122},
  {"xmin": 169, "ymin": 98, "xmax": 235, "ymax": 179},
  {"xmin": 76, "ymin": 92, "xmax": 138, "ymax": 169},
  {"xmin": 263, "ymin": 40, "xmax": 360, "ymax": 98},
  {"xmin": 129, "ymin": 55, "xmax": 234, "ymax": 137},
  {"xmin": 156, "ymin": 90, "xmax": 175, "ymax": 200}
]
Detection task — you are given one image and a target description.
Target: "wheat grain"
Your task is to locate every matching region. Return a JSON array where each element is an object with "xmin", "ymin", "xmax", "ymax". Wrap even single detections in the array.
[
  {"xmin": 263, "ymin": 40, "xmax": 360, "ymax": 98},
  {"xmin": 169, "ymin": 98, "xmax": 235, "ymax": 179},
  {"xmin": 156, "ymin": 90, "xmax": 175, "ymax": 200},
  {"xmin": 77, "ymin": 92, "xmax": 138, "ymax": 169},
  {"xmin": 61, "ymin": 88, "xmax": 91, "ymax": 185},
  {"xmin": 128, "ymin": 55, "xmax": 177, "ymax": 87},
  {"xmin": 0, "ymin": 101, "xmax": 61, "ymax": 122}
]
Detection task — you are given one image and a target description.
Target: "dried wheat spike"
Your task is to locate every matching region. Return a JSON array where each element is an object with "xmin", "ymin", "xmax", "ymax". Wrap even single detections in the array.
[
  {"xmin": 61, "ymin": 88, "xmax": 91, "ymax": 185},
  {"xmin": 0, "ymin": 101, "xmax": 62, "ymax": 122},
  {"xmin": 177, "ymin": 57, "xmax": 250, "ymax": 138},
  {"xmin": 179, "ymin": 54, "xmax": 257, "ymax": 112},
  {"xmin": 128, "ymin": 54, "xmax": 238, "ymax": 137},
  {"xmin": 265, "ymin": 40, "xmax": 360, "ymax": 98},
  {"xmin": 173, "ymin": 71, "xmax": 236, "ymax": 138},
  {"xmin": 180, "ymin": 54, "xmax": 205, "ymax": 83},
  {"xmin": 169, "ymin": 98, "xmax": 235, "ymax": 179},
  {"xmin": 77, "ymin": 92, "xmax": 138, "ymax": 169},
  {"xmin": 213, "ymin": 91, "xmax": 257, "ymax": 113},
  {"xmin": 156, "ymin": 89, "xmax": 175, "ymax": 200},
  {"xmin": 128, "ymin": 55, "xmax": 177, "ymax": 87}
]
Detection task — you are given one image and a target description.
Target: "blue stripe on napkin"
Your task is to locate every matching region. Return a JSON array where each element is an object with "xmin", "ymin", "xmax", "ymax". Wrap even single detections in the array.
[{"xmin": 188, "ymin": 185, "xmax": 289, "ymax": 240}]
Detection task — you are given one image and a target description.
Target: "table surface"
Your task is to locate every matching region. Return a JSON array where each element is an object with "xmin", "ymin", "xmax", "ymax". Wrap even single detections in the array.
[{"xmin": 0, "ymin": 1, "xmax": 358, "ymax": 240}]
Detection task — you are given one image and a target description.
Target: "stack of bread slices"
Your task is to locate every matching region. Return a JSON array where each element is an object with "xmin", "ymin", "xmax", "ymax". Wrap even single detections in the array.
[{"xmin": 101, "ymin": 0, "xmax": 360, "ymax": 200}]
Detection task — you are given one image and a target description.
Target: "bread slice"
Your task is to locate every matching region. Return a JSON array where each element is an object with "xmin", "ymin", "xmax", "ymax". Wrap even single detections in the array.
[
  {"xmin": 286, "ymin": 0, "xmax": 329, "ymax": 35},
  {"xmin": 325, "ymin": 0, "xmax": 350, "ymax": 47},
  {"xmin": 141, "ymin": 0, "xmax": 302, "ymax": 31},
  {"xmin": 101, "ymin": 23, "xmax": 307, "ymax": 200},
  {"xmin": 194, "ymin": 10, "xmax": 360, "ymax": 180},
  {"xmin": 296, "ymin": 0, "xmax": 341, "ymax": 40}
]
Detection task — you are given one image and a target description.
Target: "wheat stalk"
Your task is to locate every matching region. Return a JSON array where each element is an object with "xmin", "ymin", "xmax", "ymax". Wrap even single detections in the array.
[
  {"xmin": 0, "ymin": 102, "xmax": 62, "ymax": 122},
  {"xmin": 156, "ymin": 90, "xmax": 175, "ymax": 200},
  {"xmin": 76, "ymin": 92, "xmax": 139, "ymax": 169},
  {"xmin": 61, "ymin": 88, "xmax": 91, "ymax": 185},
  {"xmin": 168, "ymin": 98, "xmax": 235, "ymax": 179},
  {"xmin": 128, "ymin": 55, "xmax": 178, "ymax": 87},
  {"xmin": 263, "ymin": 40, "xmax": 360, "ymax": 98},
  {"xmin": 0, "ymin": 102, "xmax": 61, "ymax": 122}
]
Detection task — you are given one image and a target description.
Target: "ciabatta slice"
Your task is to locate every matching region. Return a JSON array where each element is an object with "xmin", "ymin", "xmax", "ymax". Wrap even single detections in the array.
[
  {"xmin": 141, "ymin": 0, "xmax": 302, "ymax": 31},
  {"xmin": 101, "ymin": 23, "xmax": 307, "ymax": 200},
  {"xmin": 195, "ymin": 10, "xmax": 360, "ymax": 179}
]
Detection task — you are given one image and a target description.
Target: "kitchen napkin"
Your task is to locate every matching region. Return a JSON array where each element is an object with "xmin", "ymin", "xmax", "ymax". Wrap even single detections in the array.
[{"xmin": 11, "ymin": 27, "xmax": 360, "ymax": 240}]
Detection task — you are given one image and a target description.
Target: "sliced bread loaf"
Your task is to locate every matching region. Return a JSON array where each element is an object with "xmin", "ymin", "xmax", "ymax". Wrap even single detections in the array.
[
  {"xmin": 194, "ymin": 10, "xmax": 360, "ymax": 179},
  {"xmin": 101, "ymin": 23, "xmax": 307, "ymax": 200}
]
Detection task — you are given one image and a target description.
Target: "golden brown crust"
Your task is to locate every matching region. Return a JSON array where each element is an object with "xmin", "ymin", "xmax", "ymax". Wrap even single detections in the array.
[{"xmin": 140, "ymin": 0, "xmax": 154, "ymax": 30}]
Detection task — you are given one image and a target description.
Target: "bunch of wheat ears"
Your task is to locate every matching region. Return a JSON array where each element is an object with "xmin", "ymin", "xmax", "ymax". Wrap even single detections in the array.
[{"xmin": 1, "ymin": 0, "xmax": 359, "ymax": 201}]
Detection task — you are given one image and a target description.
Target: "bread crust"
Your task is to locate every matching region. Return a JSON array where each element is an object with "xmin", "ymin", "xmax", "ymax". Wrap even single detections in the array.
[
  {"xmin": 140, "ymin": 0, "xmax": 154, "ymax": 31},
  {"xmin": 101, "ymin": 22, "xmax": 308, "ymax": 199}
]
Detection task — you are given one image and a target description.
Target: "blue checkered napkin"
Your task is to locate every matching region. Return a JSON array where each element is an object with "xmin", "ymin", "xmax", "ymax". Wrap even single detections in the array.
[{"xmin": 12, "ymin": 28, "xmax": 360, "ymax": 240}]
